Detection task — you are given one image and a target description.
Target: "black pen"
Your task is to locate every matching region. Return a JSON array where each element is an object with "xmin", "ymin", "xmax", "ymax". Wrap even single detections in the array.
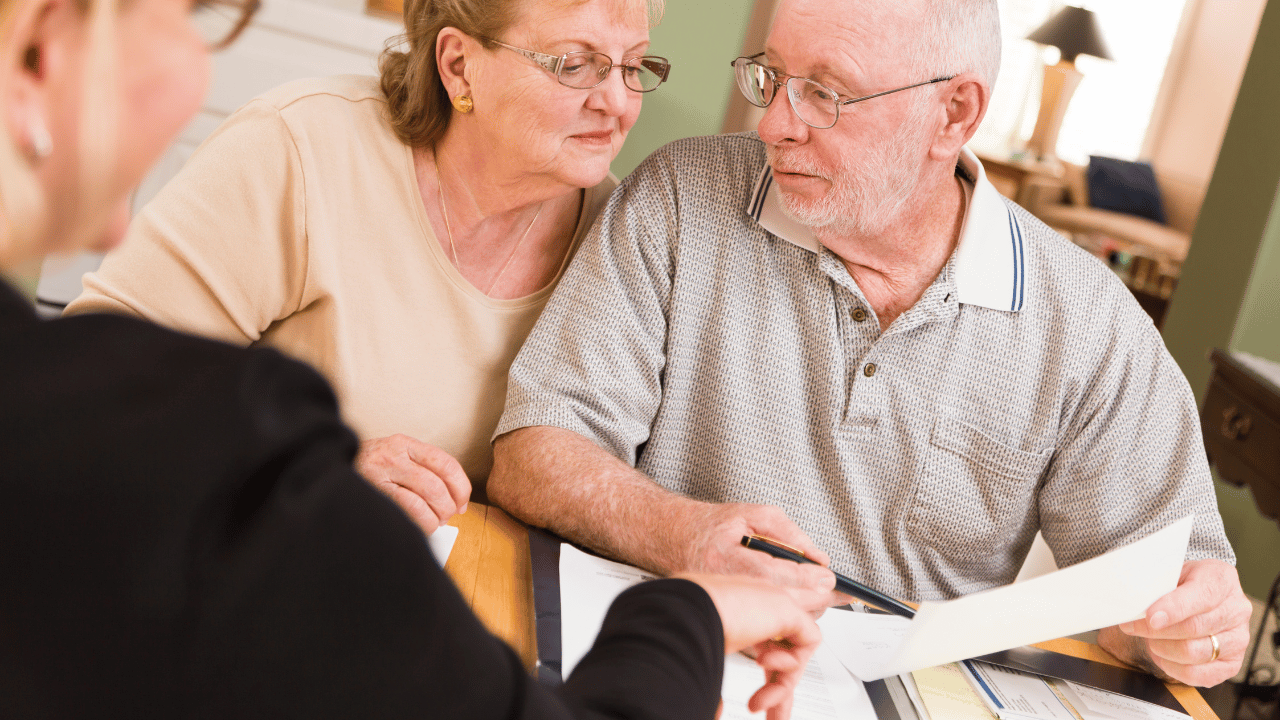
[{"xmin": 741, "ymin": 535, "xmax": 916, "ymax": 619}]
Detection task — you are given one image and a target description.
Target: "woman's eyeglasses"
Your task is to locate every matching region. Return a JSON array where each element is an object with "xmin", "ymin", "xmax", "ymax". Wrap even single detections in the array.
[
  {"xmin": 731, "ymin": 54, "xmax": 953, "ymax": 129},
  {"xmin": 191, "ymin": 0, "xmax": 262, "ymax": 51},
  {"xmin": 487, "ymin": 39, "xmax": 671, "ymax": 93}
]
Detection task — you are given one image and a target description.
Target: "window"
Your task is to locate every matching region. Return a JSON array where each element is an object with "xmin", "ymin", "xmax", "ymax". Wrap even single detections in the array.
[{"xmin": 969, "ymin": 0, "xmax": 1191, "ymax": 165}]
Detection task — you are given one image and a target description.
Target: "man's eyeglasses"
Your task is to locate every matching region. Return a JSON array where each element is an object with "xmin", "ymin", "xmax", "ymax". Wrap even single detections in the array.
[
  {"xmin": 731, "ymin": 54, "xmax": 953, "ymax": 129},
  {"xmin": 487, "ymin": 39, "xmax": 672, "ymax": 93},
  {"xmin": 191, "ymin": 0, "xmax": 261, "ymax": 50}
]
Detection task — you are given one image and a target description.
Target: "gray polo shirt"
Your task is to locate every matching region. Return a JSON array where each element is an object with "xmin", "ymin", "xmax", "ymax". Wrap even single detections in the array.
[{"xmin": 496, "ymin": 133, "xmax": 1232, "ymax": 601}]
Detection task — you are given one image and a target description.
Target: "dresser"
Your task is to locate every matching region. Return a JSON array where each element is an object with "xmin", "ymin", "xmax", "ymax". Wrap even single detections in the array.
[
  {"xmin": 1202, "ymin": 349, "xmax": 1280, "ymax": 714},
  {"xmin": 1203, "ymin": 348, "xmax": 1280, "ymax": 523}
]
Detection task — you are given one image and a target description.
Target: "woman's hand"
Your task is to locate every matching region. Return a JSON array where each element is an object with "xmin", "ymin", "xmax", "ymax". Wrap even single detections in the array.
[
  {"xmin": 678, "ymin": 573, "xmax": 832, "ymax": 720},
  {"xmin": 355, "ymin": 434, "xmax": 471, "ymax": 534}
]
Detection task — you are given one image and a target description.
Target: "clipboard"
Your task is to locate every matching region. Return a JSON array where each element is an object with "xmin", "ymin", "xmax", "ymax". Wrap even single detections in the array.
[{"xmin": 527, "ymin": 527, "xmax": 916, "ymax": 719}]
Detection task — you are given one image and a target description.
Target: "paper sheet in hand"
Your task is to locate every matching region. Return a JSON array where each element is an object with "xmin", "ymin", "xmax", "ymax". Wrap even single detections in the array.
[{"xmin": 822, "ymin": 516, "xmax": 1194, "ymax": 679}]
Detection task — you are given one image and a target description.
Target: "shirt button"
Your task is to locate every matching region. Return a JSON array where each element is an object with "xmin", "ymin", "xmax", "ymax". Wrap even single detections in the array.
[
  {"xmin": 851, "ymin": 307, "xmax": 868, "ymax": 322},
  {"xmin": 865, "ymin": 363, "xmax": 878, "ymax": 377}
]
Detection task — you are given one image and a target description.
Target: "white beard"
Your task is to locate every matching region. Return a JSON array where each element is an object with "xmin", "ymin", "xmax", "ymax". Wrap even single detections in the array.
[{"xmin": 766, "ymin": 102, "xmax": 933, "ymax": 239}]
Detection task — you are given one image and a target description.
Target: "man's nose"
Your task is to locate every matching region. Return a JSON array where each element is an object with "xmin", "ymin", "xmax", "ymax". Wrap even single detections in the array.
[{"xmin": 756, "ymin": 87, "xmax": 810, "ymax": 145}]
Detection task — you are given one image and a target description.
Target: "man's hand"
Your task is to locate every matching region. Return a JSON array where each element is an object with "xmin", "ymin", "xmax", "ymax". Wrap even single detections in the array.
[
  {"xmin": 1100, "ymin": 559, "xmax": 1252, "ymax": 686},
  {"xmin": 677, "ymin": 502, "xmax": 841, "ymax": 605},
  {"xmin": 680, "ymin": 573, "xmax": 828, "ymax": 720},
  {"xmin": 355, "ymin": 434, "xmax": 471, "ymax": 535}
]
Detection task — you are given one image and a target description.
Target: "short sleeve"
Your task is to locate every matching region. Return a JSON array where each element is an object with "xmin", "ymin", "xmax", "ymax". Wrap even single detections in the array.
[
  {"xmin": 65, "ymin": 99, "xmax": 309, "ymax": 346},
  {"xmin": 1036, "ymin": 305, "xmax": 1235, "ymax": 568}
]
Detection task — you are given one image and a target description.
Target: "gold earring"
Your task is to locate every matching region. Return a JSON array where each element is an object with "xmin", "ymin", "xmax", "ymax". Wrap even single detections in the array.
[{"xmin": 452, "ymin": 95, "xmax": 474, "ymax": 114}]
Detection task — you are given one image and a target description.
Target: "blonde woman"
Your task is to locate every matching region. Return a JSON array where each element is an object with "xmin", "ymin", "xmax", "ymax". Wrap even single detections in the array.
[
  {"xmin": 0, "ymin": 0, "xmax": 830, "ymax": 715},
  {"xmin": 64, "ymin": 0, "xmax": 672, "ymax": 534}
]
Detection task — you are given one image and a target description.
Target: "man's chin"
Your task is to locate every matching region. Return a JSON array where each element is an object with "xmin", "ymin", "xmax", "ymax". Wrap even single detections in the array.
[{"xmin": 777, "ymin": 191, "xmax": 839, "ymax": 229}]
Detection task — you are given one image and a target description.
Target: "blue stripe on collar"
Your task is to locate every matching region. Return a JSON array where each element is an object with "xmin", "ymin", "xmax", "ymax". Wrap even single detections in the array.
[
  {"xmin": 952, "ymin": 148, "xmax": 1028, "ymax": 314},
  {"xmin": 1006, "ymin": 205, "xmax": 1025, "ymax": 313},
  {"xmin": 750, "ymin": 168, "xmax": 773, "ymax": 221}
]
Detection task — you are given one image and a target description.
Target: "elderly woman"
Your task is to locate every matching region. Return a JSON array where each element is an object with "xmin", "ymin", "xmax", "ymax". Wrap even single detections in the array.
[
  {"xmin": 0, "ymin": 0, "xmax": 829, "ymax": 714},
  {"xmin": 64, "ymin": 0, "xmax": 671, "ymax": 533}
]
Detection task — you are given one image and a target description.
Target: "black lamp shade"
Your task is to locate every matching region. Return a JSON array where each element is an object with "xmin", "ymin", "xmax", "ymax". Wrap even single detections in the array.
[{"xmin": 1026, "ymin": 6, "xmax": 1114, "ymax": 63}]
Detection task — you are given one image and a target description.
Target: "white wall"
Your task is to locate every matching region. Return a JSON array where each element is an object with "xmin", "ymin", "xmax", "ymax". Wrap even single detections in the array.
[{"xmin": 1145, "ymin": 0, "xmax": 1267, "ymax": 186}]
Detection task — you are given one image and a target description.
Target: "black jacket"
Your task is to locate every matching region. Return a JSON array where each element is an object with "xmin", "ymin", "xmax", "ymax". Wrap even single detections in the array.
[{"xmin": 0, "ymin": 279, "xmax": 723, "ymax": 719}]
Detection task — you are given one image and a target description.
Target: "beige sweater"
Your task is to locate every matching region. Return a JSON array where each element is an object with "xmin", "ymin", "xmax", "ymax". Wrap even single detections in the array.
[{"xmin": 67, "ymin": 75, "xmax": 615, "ymax": 483}]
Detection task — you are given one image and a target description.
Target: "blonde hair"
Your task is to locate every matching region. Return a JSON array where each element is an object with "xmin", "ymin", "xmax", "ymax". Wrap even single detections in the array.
[
  {"xmin": 0, "ymin": 0, "xmax": 118, "ymax": 268},
  {"xmin": 379, "ymin": 0, "xmax": 664, "ymax": 150}
]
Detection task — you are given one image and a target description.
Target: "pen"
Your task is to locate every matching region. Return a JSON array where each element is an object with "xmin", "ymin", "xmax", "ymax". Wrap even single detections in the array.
[{"xmin": 741, "ymin": 535, "xmax": 916, "ymax": 619}]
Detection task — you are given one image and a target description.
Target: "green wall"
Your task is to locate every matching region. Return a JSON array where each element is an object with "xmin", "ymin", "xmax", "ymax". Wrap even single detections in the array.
[
  {"xmin": 610, "ymin": 0, "xmax": 755, "ymax": 179},
  {"xmin": 1162, "ymin": 0, "xmax": 1280, "ymax": 600}
]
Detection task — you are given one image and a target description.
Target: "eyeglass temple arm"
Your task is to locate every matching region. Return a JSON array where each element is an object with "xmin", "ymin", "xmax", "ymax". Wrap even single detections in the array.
[{"xmin": 838, "ymin": 76, "xmax": 956, "ymax": 106}]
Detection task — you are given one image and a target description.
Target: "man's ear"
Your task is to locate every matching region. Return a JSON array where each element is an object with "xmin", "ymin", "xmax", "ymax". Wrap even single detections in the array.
[
  {"xmin": 435, "ymin": 26, "xmax": 478, "ymax": 104},
  {"xmin": 928, "ymin": 73, "xmax": 988, "ymax": 161}
]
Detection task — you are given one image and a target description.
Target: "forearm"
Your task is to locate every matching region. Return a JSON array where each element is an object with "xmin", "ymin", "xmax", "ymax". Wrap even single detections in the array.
[{"xmin": 489, "ymin": 425, "xmax": 706, "ymax": 576}]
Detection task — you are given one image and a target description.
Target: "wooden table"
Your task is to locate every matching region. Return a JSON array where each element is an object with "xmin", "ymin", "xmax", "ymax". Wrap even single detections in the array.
[{"xmin": 445, "ymin": 504, "xmax": 1218, "ymax": 720}]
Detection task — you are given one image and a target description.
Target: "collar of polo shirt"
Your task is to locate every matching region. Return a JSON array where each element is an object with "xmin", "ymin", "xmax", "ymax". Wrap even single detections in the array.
[{"xmin": 747, "ymin": 146, "xmax": 1028, "ymax": 314}]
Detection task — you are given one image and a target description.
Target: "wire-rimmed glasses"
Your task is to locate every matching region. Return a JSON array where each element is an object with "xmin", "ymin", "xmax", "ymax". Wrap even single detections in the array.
[
  {"xmin": 487, "ymin": 39, "xmax": 672, "ymax": 93},
  {"xmin": 731, "ymin": 54, "xmax": 954, "ymax": 129},
  {"xmin": 190, "ymin": 0, "xmax": 261, "ymax": 50}
]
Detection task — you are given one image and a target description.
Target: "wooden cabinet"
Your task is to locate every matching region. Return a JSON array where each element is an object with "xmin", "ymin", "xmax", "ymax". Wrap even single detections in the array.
[{"xmin": 1202, "ymin": 348, "xmax": 1280, "ymax": 524}]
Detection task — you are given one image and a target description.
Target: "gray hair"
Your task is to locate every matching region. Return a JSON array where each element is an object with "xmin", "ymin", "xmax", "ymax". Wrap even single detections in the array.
[{"xmin": 907, "ymin": 0, "xmax": 1002, "ymax": 89}]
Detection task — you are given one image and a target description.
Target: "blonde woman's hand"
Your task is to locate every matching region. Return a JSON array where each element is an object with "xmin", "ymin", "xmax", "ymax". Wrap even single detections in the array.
[
  {"xmin": 355, "ymin": 434, "xmax": 471, "ymax": 534},
  {"xmin": 678, "ymin": 573, "xmax": 831, "ymax": 720}
]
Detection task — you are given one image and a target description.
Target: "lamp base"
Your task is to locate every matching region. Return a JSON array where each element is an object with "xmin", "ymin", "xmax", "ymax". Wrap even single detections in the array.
[{"xmin": 1027, "ymin": 60, "xmax": 1083, "ymax": 165}]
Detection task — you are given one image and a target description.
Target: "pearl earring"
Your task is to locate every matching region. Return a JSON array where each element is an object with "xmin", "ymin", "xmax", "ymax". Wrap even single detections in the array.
[{"xmin": 27, "ymin": 119, "xmax": 52, "ymax": 161}]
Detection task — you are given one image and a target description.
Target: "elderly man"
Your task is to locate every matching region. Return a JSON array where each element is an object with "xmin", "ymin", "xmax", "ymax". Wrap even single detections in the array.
[{"xmin": 488, "ymin": 0, "xmax": 1252, "ymax": 687}]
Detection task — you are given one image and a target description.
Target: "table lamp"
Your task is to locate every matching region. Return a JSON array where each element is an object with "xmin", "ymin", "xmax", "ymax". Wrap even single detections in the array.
[{"xmin": 1024, "ymin": 6, "xmax": 1114, "ymax": 164}]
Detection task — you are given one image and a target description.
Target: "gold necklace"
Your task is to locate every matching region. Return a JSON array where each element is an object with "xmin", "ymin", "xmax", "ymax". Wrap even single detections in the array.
[{"xmin": 434, "ymin": 158, "xmax": 544, "ymax": 296}]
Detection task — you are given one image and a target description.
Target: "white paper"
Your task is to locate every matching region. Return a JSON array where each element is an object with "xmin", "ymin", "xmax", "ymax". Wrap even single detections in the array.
[
  {"xmin": 822, "ymin": 516, "xmax": 1194, "ymax": 680},
  {"xmin": 428, "ymin": 524, "xmax": 458, "ymax": 567},
  {"xmin": 1066, "ymin": 682, "xmax": 1190, "ymax": 720},
  {"xmin": 819, "ymin": 610, "xmax": 913, "ymax": 680},
  {"xmin": 960, "ymin": 660, "xmax": 1077, "ymax": 720},
  {"xmin": 721, "ymin": 643, "xmax": 878, "ymax": 720},
  {"xmin": 559, "ymin": 544, "xmax": 658, "ymax": 676},
  {"xmin": 559, "ymin": 545, "xmax": 878, "ymax": 720}
]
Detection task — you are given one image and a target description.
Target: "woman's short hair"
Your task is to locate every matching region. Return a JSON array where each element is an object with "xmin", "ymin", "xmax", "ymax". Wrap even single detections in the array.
[{"xmin": 379, "ymin": 0, "xmax": 664, "ymax": 150}]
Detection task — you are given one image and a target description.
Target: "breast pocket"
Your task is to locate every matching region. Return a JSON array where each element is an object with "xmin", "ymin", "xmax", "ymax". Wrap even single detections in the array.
[{"xmin": 906, "ymin": 417, "xmax": 1051, "ymax": 568}]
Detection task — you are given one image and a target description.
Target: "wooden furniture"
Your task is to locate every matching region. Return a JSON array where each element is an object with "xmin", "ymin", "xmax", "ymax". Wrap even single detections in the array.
[
  {"xmin": 1203, "ymin": 349, "xmax": 1280, "ymax": 716},
  {"xmin": 443, "ymin": 503, "xmax": 537, "ymax": 669},
  {"xmin": 365, "ymin": 0, "xmax": 401, "ymax": 16},
  {"xmin": 1203, "ymin": 349, "xmax": 1280, "ymax": 522},
  {"xmin": 975, "ymin": 151, "xmax": 1062, "ymax": 206},
  {"xmin": 446, "ymin": 503, "xmax": 1219, "ymax": 719}
]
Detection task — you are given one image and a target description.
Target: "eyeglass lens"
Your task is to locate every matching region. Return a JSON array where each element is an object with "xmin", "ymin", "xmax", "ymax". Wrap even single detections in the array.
[
  {"xmin": 732, "ymin": 57, "xmax": 841, "ymax": 129},
  {"xmin": 560, "ymin": 52, "xmax": 670, "ymax": 92},
  {"xmin": 190, "ymin": 0, "xmax": 260, "ymax": 50}
]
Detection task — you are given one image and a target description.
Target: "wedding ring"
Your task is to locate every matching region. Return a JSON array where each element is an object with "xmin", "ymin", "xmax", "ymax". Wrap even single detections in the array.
[{"xmin": 1207, "ymin": 633, "xmax": 1220, "ymax": 663}]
